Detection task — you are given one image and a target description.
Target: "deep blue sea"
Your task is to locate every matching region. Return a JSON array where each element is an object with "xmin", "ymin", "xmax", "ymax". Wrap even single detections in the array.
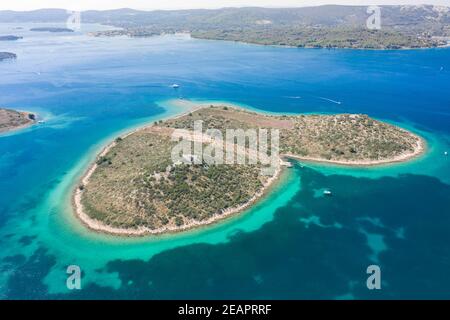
[{"xmin": 0, "ymin": 23, "xmax": 449, "ymax": 299}]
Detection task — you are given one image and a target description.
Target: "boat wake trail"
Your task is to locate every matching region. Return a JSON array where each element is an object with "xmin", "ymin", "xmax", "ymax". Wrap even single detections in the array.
[
  {"xmin": 318, "ymin": 96, "xmax": 342, "ymax": 105},
  {"xmin": 285, "ymin": 96, "xmax": 302, "ymax": 99}
]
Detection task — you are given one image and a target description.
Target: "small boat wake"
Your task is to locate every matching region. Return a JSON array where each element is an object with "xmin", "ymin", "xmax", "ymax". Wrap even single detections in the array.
[
  {"xmin": 318, "ymin": 96, "xmax": 342, "ymax": 105},
  {"xmin": 285, "ymin": 96, "xmax": 302, "ymax": 99}
]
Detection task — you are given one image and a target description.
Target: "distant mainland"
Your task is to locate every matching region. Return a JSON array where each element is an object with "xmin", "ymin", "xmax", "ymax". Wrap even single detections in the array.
[
  {"xmin": 81, "ymin": 5, "xmax": 450, "ymax": 50},
  {"xmin": 74, "ymin": 103, "xmax": 425, "ymax": 236},
  {"xmin": 0, "ymin": 5, "xmax": 449, "ymax": 49}
]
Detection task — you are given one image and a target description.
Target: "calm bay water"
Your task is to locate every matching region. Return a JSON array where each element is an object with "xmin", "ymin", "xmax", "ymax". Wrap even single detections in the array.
[{"xmin": 0, "ymin": 23, "xmax": 449, "ymax": 299}]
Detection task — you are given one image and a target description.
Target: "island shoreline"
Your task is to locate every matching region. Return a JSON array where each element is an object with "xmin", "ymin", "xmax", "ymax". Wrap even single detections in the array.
[
  {"xmin": 72, "ymin": 148, "xmax": 285, "ymax": 237},
  {"xmin": 283, "ymin": 135, "xmax": 426, "ymax": 167},
  {"xmin": 71, "ymin": 104, "xmax": 427, "ymax": 237},
  {"xmin": 0, "ymin": 110, "xmax": 37, "ymax": 134}
]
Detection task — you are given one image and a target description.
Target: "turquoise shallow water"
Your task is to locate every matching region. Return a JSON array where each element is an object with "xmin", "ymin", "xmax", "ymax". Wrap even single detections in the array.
[{"xmin": 0, "ymin": 23, "xmax": 449, "ymax": 299}]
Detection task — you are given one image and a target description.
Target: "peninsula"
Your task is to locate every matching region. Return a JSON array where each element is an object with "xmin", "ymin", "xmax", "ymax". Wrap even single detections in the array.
[
  {"xmin": 0, "ymin": 108, "xmax": 36, "ymax": 133},
  {"xmin": 74, "ymin": 104, "xmax": 425, "ymax": 236}
]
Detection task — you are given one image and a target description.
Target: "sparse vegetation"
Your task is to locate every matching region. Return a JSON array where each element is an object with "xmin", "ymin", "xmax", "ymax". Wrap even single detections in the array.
[
  {"xmin": 0, "ymin": 108, "xmax": 35, "ymax": 133},
  {"xmin": 80, "ymin": 105, "xmax": 423, "ymax": 232}
]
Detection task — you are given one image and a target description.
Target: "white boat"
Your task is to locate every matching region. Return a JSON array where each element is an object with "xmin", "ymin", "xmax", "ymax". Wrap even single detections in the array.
[
  {"xmin": 281, "ymin": 160, "xmax": 292, "ymax": 167},
  {"xmin": 38, "ymin": 120, "xmax": 45, "ymax": 124},
  {"xmin": 323, "ymin": 190, "xmax": 332, "ymax": 196},
  {"xmin": 445, "ymin": 151, "xmax": 448, "ymax": 156},
  {"xmin": 171, "ymin": 84, "xmax": 180, "ymax": 89}
]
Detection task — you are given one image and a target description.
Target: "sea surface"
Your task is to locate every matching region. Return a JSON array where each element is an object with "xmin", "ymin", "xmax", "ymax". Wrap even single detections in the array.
[{"xmin": 0, "ymin": 23, "xmax": 449, "ymax": 299}]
